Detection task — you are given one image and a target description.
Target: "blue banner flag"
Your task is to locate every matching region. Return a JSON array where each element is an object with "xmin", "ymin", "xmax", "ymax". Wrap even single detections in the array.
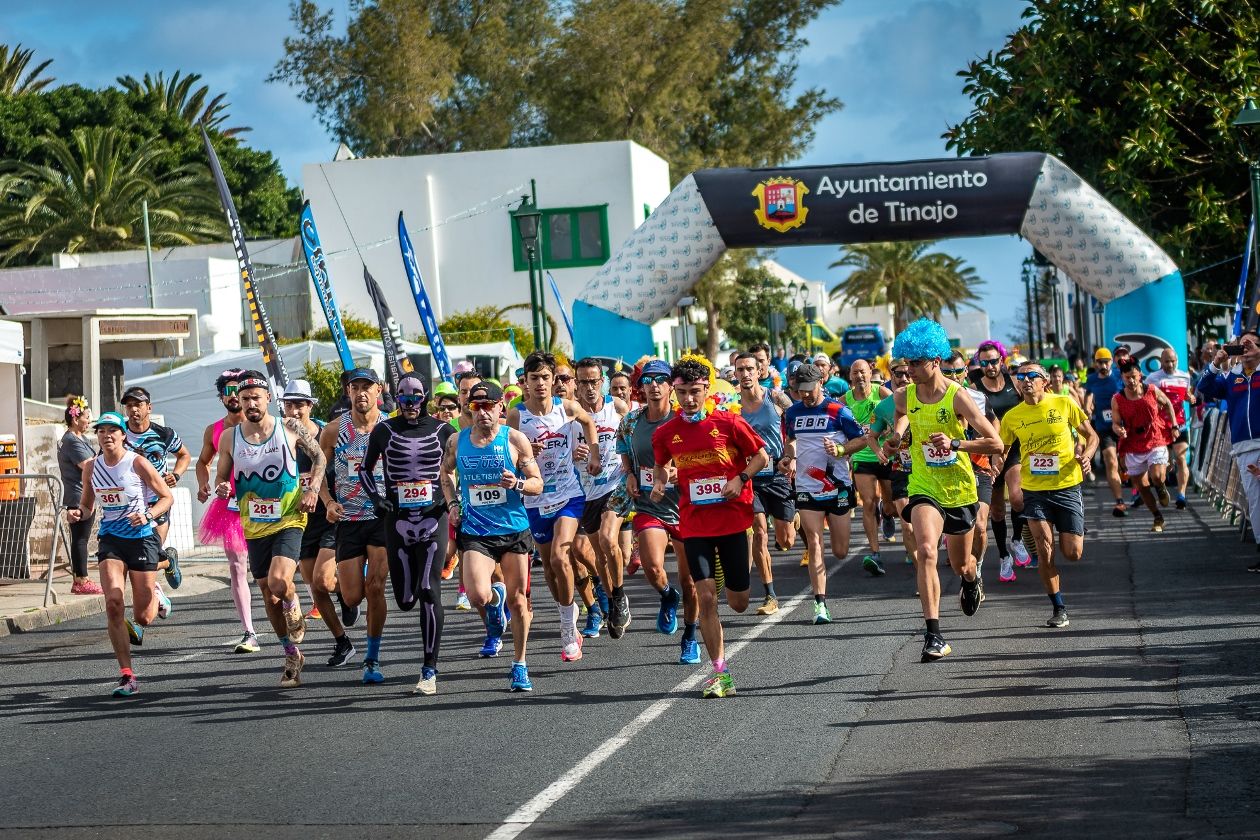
[
  {"xmin": 299, "ymin": 201, "xmax": 354, "ymax": 371},
  {"xmin": 546, "ymin": 271, "xmax": 575, "ymax": 346},
  {"xmin": 1235, "ymin": 215, "xmax": 1255, "ymax": 336},
  {"xmin": 397, "ymin": 212, "xmax": 453, "ymax": 384}
]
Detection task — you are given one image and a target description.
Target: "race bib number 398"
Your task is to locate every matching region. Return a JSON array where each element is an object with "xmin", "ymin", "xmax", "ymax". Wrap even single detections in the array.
[{"xmin": 689, "ymin": 477, "xmax": 726, "ymax": 505}]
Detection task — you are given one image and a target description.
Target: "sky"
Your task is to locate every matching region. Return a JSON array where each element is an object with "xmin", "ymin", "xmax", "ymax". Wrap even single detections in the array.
[{"xmin": 1, "ymin": 0, "xmax": 1031, "ymax": 340}]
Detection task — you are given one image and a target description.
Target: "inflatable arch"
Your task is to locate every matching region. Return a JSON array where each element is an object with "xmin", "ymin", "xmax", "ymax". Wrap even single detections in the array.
[{"xmin": 573, "ymin": 152, "xmax": 1185, "ymax": 366}]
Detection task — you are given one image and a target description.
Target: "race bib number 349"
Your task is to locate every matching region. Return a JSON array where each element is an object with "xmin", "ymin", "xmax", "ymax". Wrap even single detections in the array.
[{"xmin": 922, "ymin": 443, "xmax": 957, "ymax": 468}]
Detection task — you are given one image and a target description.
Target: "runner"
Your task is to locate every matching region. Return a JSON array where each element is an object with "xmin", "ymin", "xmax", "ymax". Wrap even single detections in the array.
[
  {"xmin": 553, "ymin": 363, "xmax": 576, "ymax": 400},
  {"xmin": 650, "ymin": 359, "xmax": 769, "ymax": 698},
  {"xmin": 194, "ymin": 369, "xmax": 258, "ymax": 652},
  {"xmin": 68, "ymin": 411, "xmax": 174, "ymax": 696},
  {"xmin": 121, "ymin": 386, "xmax": 190, "ymax": 593},
  {"xmin": 844, "ymin": 359, "xmax": 893, "ymax": 576},
  {"xmin": 1047, "ymin": 364, "xmax": 1083, "ymax": 408},
  {"xmin": 1112, "ymin": 359, "xmax": 1178, "ymax": 532},
  {"xmin": 318, "ymin": 368, "xmax": 390, "ymax": 683},
  {"xmin": 780, "ymin": 364, "xmax": 869, "ymax": 623},
  {"xmin": 749, "ymin": 341, "xmax": 782, "ymax": 392},
  {"xmin": 214, "ymin": 372, "xmax": 325, "ymax": 688},
  {"xmin": 1082, "ymin": 348, "xmax": 1129, "ymax": 517},
  {"xmin": 1145, "ymin": 348, "xmax": 1196, "ymax": 509},
  {"xmin": 441, "ymin": 380, "xmax": 543, "ymax": 691},
  {"xmin": 734, "ymin": 352, "xmax": 795, "ymax": 615},
  {"xmin": 572, "ymin": 358, "xmax": 630, "ymax": 638},
  {"xmin": 281, "ymin": 381, "xmax": 351, "ymax": 665},
  {"xmin": 508, "ymin": 351, "xmax": 599, "ymax": 662},
  {"xmin": 359, "ymin": 374, "xmax": 455, "ymax": 694},
  {"xmin": 1000, "ymin": 361, "xmax": 1098, "ymax": 627},
  {"xmin": 885, "ymin": 319, "xmax": 1002, "ymax": 662},
  {"xmin": 866, "ymin": 360, "xmax": 917, "ymax": 568},
  {"xmin": 943, "ymin": 351, "xmax": 1000, "ymax": 579},
  {"xmin": 617, "ymin": 359, "xmax": 701, "ymax": 664},
  {"xmin": 608, "ymin": 370, "xmax": 638, "ymax": 410}
]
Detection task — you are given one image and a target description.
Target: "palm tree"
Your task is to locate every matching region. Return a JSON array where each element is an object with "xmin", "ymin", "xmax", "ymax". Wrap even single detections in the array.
[
  {"xmin": 828, "ymin": 241, "xmax": 983, "ymax": 333},
  {"xmin": 0, "ymin": 126, "xmax": 226, "ymax": 264},
  {"xmin": 0, "ymin": 44, "xmax": 54, "ymax": 95},
  {"xmin": 116, "ymin": 71, "xmax": 251, "ymax": 136}
]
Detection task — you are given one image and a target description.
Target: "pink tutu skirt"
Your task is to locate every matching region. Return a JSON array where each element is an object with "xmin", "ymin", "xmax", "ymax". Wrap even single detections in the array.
[{"xmin": 198, "ymin": 496, "xmax": 246, "ymax": 555}]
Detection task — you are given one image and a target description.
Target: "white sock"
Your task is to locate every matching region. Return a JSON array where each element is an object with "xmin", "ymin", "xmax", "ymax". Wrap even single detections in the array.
[{"xmin": 558, "ymin": 601, "xmax": 578, "ymax": 632}]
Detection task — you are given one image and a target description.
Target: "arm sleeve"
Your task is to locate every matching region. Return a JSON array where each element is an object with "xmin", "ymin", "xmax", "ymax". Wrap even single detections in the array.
[
  {"xmin": 69, "ymin": 436, "xmax": 95, "ymax": 464},
  {"xmin": 166, "ymin": 426, "xmax": 184, "ymax": 454},
  {"xmin": 999, "ymin": 418, "xmax": 1014, "ymax": 447},
  {"xmin": 615, "ymin": 411, "xmax": 635, "ymax": 456},
  {"xmin": 1195, "ymin": 369, "xmax": 1225, "ymax": 399}
]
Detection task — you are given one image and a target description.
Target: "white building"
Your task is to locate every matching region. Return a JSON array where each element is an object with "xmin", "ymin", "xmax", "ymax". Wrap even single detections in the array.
[{"xmin": 302, "ymin": 140, "xmax": 672, "ymax": 344}]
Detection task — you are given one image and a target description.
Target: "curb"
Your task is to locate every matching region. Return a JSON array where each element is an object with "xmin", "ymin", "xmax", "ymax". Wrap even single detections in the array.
[{"xmin": 3, "ymin": 595, "xmax": 106, "ymax": 635}]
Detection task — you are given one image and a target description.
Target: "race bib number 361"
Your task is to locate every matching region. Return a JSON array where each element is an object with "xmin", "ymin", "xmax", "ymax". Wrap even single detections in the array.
[{"xmin": 99, "ymin": 488, "xmax": 126, "ymax": 510}]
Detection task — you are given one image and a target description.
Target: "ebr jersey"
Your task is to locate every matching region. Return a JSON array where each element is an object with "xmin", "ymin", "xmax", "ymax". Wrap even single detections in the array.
[
  {"xmin": 457, "ymin": 425, "xmax": 529, "ymax": 537},
  {"xmin": 576, "ymin": 397, "xmax": 622, "ymax": 501},
  {"xmin": 518, "ymin": 398, "xmax": 583, "ymax": 511},
  {"xmin": 652, "ymin": 410, "xmax": 765, "ymax": 539},
  {"xmin": 783, "ymin": 397, "xmax": 866, "ymax": 493}
]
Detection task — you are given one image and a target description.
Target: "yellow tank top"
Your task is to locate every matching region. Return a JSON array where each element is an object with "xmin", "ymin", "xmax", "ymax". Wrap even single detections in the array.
[{"xmin": 906, "ymin": 381, "xmax": 977, "ymax": 508}]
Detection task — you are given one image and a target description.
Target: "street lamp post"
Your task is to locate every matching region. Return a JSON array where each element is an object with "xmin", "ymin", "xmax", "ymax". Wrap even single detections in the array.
[
  {"xmin": 1233, "ymin": 98, "xmax": 1260, "ymax": 330},
  {"xmin": 794, "ymin": 284, "xmax": 810, "ymax": 355},
  {"xmin": 511, "ymin": 195, "xmax": 544, "ymax": 350},
  {"xmin": 1021, "ymin": 258, "xmax": 1035, "ymax": 356}
]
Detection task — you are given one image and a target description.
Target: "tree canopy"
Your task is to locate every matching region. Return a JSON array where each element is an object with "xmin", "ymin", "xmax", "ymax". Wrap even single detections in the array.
[{"xmin": 828, "ymin": 242, "xmax": 982, "ymax": 333}]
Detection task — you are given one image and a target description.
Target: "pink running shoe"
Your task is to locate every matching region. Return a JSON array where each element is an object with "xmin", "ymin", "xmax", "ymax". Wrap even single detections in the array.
[
  {"xmin": 999, "ymin": 556, "xmax": 1017, "ymax": 582},
  {"xmin": 71, "ymin": 579, "xmax": 103, "ymax": 595}
]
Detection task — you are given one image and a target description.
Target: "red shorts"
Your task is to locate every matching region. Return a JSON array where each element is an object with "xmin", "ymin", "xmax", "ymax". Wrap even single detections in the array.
[{"xmin": 632, "ymin": 513, "xmax": 681, "ymax": 541}]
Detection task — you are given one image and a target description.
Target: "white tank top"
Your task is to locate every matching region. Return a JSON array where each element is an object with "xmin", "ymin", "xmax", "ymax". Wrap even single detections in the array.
[
  {"xmin": 577, "ymin": 396, "xmax": 623, "ymax": 501},
  {"xmin": 92, "ymin": 451, "xmax": 153, "ymax": 538},
  {"xmin": 518, "ymin": 397, "xmax": 583, "ymax": 512}
]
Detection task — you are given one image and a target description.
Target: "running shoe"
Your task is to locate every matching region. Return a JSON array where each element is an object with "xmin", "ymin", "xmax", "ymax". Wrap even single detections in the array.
[
  {"xmin": 112, "ymin": 675, "xmax": 139, "ymax": 697},
  {"xmin": 656, "ymin": 587, "xmax": 680, "ymax": 635},
  {"xmin": 999, "ymin": 556, "xmax": 1016, "ymax": 582},
  {"xmin": 362, "ymin": 659, "xmax": 384, "ymax": 684},
  {"xmin": 1112, "ymin": 502, "xmax": 1128, "ymax": 518},
  {"xmin": 1156, "ymin": 484, "xmax": 1171, "ymax": 507},
  {"xmin": 1046, "ymin": 607, "xmax": 1070, "ymax": 628},
  {"xmin": 1010, "ymin": 540, "xmax": 1032, "ymax": 568},
  {"xmin": 162, "ymin": 547, "xmax": 182, "ymax": 589},
  {"xmin": 580, "ymin": 609, "xmax": 604, "ymax": 638},
  {"xmin": 679, "ymin": 638, "xmax": 701, "ymax": 665},
  {"xmin": 338, "ymin": 592, "xmax": 361, "ymax": 627},
  {"xmin": 70, "ymin": 579, "xmax": 103, "ymax": 595},
  {"xmin": 155, "ymin": 587, "xmax": 172, "ymax": 619},
  {"xmin": 413, "ymin": 666, "xmax": 437, "ymax": 696},
  {"xmin": 440, "ymin": 554, "xmax": 459, "ymax": 581},
  {"xmin": 813, "ymin": 601, "xmax": 831, "ymax": 625},
  {"xmin": 561, "ymin": 636, "xmax": 584, "ymax": 663},
  {"xmin": 800, "ymin": 553, "xmax": 809, "ymax": 567},
  {"xmin": 479, "ymin": 635, "xmax": 503, "ymax": 658},
  {"xmin": 920, "ymin": 633, "xmax": 951, "ymax": 662},
  {"xmin": 510, "ymin": 662, "xmax": 533, "ymax": 692},
  {"xmin": 126, "ymin": 618, "xmax": 143, "ymax": 646},
  {"xmin": 284, "ymin": 600, "xmax": 306, "ymax": 645},
  {"xmin": 1175, "ymin": 494, "xmax": 1187, "ymax": 510},
  {"xmin": 755, "ymin": 595, "xmax": 779, "ymax": 616},
  {"xmin": 959, "ymin": 578, "xmax": 983, "ymax": 617},
  {"xmin": 606, "ymin": 591, "xmax": 628, "ymax": 639},
  {"xmin": 1248, "ymin": 560, "xmax": 1260, "ymax": 573},
  {"xmin": 305, "ymin": 607, "xmax": 322, "ymax": 622},
  {"xmin": 326, "ymin": 636, "xmax": 355, "ymax": 666},
  {"xmin": 280, "ymin": 651, "xmax": 305, "ymax": 688},
  {"xmin": 234, "ymin": 632, "xmax": 260, "ymax": 654},
  {"xmin": 862, "ymin": 554, "xmax": 886, "ymax": 577},
  {"xmin": 701, "ymin": 670, "xmax": 735, "ymax": 698},
  {"xmin": 1151, "ymin": 517, "xmax": 1165, "ymax": 533},
  {"xmin": 881, "ymin": 512, "xmax": 896, "ymax": 541},
  {"xmin": 594, "ymin": 580, "xmax": 611, "ymax": 618},
  {"xmin": 626, "ymin": 547, "xmax": 641, "ymax": 577},
  {"xmin": 485, "ymin": 582, "xmax": 507, "ymax": 638},
  {"xmin": 455, "ymin": 591, "xmax": 472, "ymax": 611}
]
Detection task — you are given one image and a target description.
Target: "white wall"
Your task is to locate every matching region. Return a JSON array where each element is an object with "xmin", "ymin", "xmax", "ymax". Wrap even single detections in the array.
[{"xmin": 302, "ymin": 140, "xmax": 672, "ymax": 341}]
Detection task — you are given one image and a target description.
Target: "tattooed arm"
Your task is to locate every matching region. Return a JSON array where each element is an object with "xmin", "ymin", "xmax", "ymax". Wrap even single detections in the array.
[{"xmin": 285, "ymin": 417, "xmax": 326, "ymax": 513}]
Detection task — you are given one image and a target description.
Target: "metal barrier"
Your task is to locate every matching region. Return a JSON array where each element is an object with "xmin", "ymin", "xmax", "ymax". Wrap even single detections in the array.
[
  {"xmin": 0, "ymin": 473, "xmax": 67, "ymax": 607},
  {"xmin": 1191, "ymin": 408, "xmax": 1251, "ymax": 538}
]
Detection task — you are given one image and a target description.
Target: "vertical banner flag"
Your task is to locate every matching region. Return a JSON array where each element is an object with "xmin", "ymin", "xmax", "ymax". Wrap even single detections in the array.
[
  {"xmin": 1235, "ymin": 215, "xmax": 1255, "ymax": 336},
  {"xmin": 546, "ymin": 271, "xmax": 575, "ymax": 346},
  {"xmin": 397, "ymin": 211, "xmax": 453, "ymax": 384},
  {"xmin": 299, "ymin": 201, "xmax": 355, "ymax": 371},
  {"xmin": 363, "ymin": 265, "xmax": 414, "ymax": 395},
  {"xmin": 200, "ymin": 125, "xmax": 288, "ymax": 395}
]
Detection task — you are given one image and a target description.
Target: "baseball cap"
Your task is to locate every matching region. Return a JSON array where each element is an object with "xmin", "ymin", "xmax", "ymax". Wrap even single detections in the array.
[
  {"xmin": 467, "ymin": 381, "xmax": 504, "ymax": 402},
  {"xmin": 281, "ymin": 379, "xmax": 318, "ymax": 404},
  {"xmin": 120, "ymin": 386, "xmax": 151, "ymax": 404},
  {"xmin": 347, "ymin": 367, "xmax": 381, "ymax": 385},
  {"xmin": 639, "ymin": 359, "xmax": 672, "ymax": 380},
  {"xmin": 812, "ymin": 352, "xmax": 831, "ymax": 365},
  {"xmin": 1094, "ymin": 348, "xmax": 1112, "ymax": 361},
  {"xmin": 1113, "ymin": 344, "xmax": 1132, "ymax": 356},
  {"xmin": 94, "ymin": 411, "xmax": 126, "ymax": 430},
  {"xmin": 794, "ymin": 365, "xmax": 824, "ymax": 387},
  {"xmin": 433, "ymin": 381, "xmax": 457, "ymax": 397}
]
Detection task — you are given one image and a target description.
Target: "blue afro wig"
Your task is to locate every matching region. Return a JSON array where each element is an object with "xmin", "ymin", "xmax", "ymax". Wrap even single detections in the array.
[{"xmin": 892, "ymin": 318, "xmax": 952, "ymax": 361}]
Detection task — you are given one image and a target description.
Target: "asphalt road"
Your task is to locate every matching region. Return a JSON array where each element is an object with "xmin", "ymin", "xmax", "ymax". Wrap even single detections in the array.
[{"xmin": 2, "ymin": 485, "xmax": 1258, "ymax": 840}]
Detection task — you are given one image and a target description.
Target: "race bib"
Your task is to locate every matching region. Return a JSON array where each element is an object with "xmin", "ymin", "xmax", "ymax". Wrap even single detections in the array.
[
  {"xmin": 756, "ymin": 463, "xmax": 775, "ymax": 477},
  {"xmin": 99, "ymin": 487, "xmax": 127, "ymax": 511},
  {"xmin": 397, "ymin": 480, "xmax": 433, "ymax": 509},
  {"xmin": 226, "ymin": 495, "xmax": 240, "ymax": 512},
  {"xmin": 541, "ymin": 497, "xmax": 568, "ymax": 516},
  {"xmin": 300, "ymin": 474, "xmax": 312, "ymax": 492},
  {"xmin": 1101, "ymin": 409, "xmax": 1113, "ymax": 423},
  {"xmin": 249, "ymin": 497, "xmax": 281, "ymax": 523},
  {"xmin": 689, "ymin": 477, "xmax": 727, "ymax": 506},
  {"xmin": 922, "ymin": 443, "xmax": 958, "ymax": 468},
  {"xmin": 898, "ymin": 448, "xmax": 913, "ymax": 469},
  {"xmin": 1029, "ymin": 453, "xmax": 1061, "ymax": 476},
  {"xmin": 469, "ymin": 484, "xmax": 507, "ymax": 508},
  {"xmin": 639, "ymin": 467, "xmax": 654, "ymax": 487},
  {"xmin": 344, "ymin": 455, "xmax": 362, "ymax": 482}
]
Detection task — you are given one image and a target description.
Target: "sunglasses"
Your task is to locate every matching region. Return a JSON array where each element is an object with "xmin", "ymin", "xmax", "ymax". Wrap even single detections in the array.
[
  {"xmin": 941, "ymin": 367, "xmax": 967, "ymax": 376},
  {"xmin": 396, "ymin": 394, "xmax": 425, "ymax": 407},
  {"xmin": 436, "ymin": 402, "xmax": 459, "ymax": 412},
  {"xmin": 892, "ymin": 369, "xmax": 911, "ymax": 378},
  {"xmin": 907, "ymin": 358, "xmax": 934, "ymax": 368},
  {"xmin": 639, "ymin": 373, "xmax": 670, "ymax": 385},
  {"xmin": 222, "ymin": 385, "xmax": 239, "ymax": 397},
  {"xmin": 1014, "ymin": 371, "xmax": 1046, "ymax": 381},
  {"xmin": 555, "ymin": 374, "xmax": 574, "ymax": 383},
  {"xmin": 470, "ymin": 400, "xmax": 499, "ymax": 412},
  {"xmin": 977, "ymin": 358, "xmax": 1001, "ymax": 367}
]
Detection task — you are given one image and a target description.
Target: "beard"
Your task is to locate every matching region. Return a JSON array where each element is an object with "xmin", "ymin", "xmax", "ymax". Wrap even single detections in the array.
[
  {"xmin": 244, "ymin": 408, "xmax": 264, "ymax": 422},
  {"xmin": 226, "ymin": 401, "xmax": 242, "ymax": 414}
]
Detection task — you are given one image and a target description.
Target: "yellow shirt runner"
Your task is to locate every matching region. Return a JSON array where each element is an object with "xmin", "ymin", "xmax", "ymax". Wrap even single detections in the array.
[{"xmin": 999, "ymin": 394, "xmax": 1088, "ymax": 492}]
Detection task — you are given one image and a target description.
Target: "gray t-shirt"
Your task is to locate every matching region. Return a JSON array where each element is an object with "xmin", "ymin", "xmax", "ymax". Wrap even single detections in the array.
[
  {"xmin": 58, "ymin": 431, "xmax": 95, "ymax": 506},
  {"xmin": 615, "ymin": 407, "xmax": 679, "ymax": 525}
]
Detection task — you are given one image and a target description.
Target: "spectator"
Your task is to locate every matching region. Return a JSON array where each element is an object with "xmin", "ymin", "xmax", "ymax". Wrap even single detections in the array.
[
  {"xmin": 58, "ymin": 396, "xmax": 102, "ymax": 595},
  {"xmin": 1065, "ymin": 333, "xmax": 1080, "ymax": 361},
  {"xmin": 772, "ymin": 349, "xmax": 788, "ymax": 375}
]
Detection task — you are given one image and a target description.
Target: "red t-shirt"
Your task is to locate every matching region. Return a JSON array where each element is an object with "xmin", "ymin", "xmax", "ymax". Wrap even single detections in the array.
[
  {"xmin": 1113, "ymin": 387, "xmax": 1171, "ymax": 455},
  {"xmin": 652, "ymin": 410, "xmax": 766, "ymax": 538}
]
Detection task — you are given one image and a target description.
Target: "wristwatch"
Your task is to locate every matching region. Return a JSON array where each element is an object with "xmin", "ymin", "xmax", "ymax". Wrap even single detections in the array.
[
  {"xmin": 949, "ymin": 438, "xmax": 961, "ymax": 451},
  {"xmin": 737, "ymin": 473, "xmax": 751, "ymax": 485}
]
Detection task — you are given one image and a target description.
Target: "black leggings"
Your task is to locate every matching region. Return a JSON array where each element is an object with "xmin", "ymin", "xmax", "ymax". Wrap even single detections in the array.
[
  {"xmin": 384, "ymin": 511, "xmax": 448, "ymax": 670},
  {"xmin": 683, "ymin": 532, "xmax": 751, "ymax": 593},
  {"xmin": 68, "ymin": 513, "xmax": 94, "ymax": 578}
]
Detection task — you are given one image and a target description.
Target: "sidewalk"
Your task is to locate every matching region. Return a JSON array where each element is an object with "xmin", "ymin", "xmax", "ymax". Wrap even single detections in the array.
[{"xmin": 0, "ymin": 556, "xmax": 229, "ymax": 636}]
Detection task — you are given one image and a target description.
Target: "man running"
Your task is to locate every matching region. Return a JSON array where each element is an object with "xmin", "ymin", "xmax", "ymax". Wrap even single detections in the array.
[
  {"xmin": 844, "ymin": 358, "xmax": 893, "ymax": 576},
  {"xmin": 319, "ymin": 368, "xmax": 390, "ymax": 683},
  {"xmin": 943, "ymin": 351, "xmax": 1000, "ymax": 579},
  {"xmin": 441, "ymin": 380, "xmax": 543, "ymax": 691},
  {"xmin": 360, "ymin": 374, "xmax": 455, "ymax": 695},
  {"xmin": 618, "ymin": 359, "xmax": 700, "ymax": 664},
  {"xmin": 194, "ymin": 370, "xmax": 257, "ymax": 652},
  {"xmin": 214, "ymin": 372, "xmax": 325, "ymax": 688},
  {"xmin": 1083, "ymin": 348, "xmax": 1128, "ymax": 517},
  {"xmin": 1145, "ymin": 348, "xmax": 1196, "ymax": 509},
  {"xmin": 651, "ymin": 359, "xmax": 768, "ymax": 698},
  {"xmin": 608, "ymin": 370, "xmax": 638, "ymax": 410},
  {"xmin": 780, "ymin": 364, "xmax": 869, "ymax": 623},
  {"xmin": 886, "ymin": 320, "xmax": 1002, "ymax": 662},
  {"xmin": 508, "ymin": 351, "xmax": 599, "ymax": 662},
  {"xmin": 1112, "ymin": 359, "xmax": 1177, "ymax": 532},
  {"xmin": 734, "ymin": 352, "xmax": 795, "ymax": 614},
  {"xmin": 68, "ymin": 411, "xmax": 174, "ymax": 696},
  {"xmin": 1000, "ymin": 361, "xmax": 1098, "ymax": 627},
  {"xmin": 121, "ymin": 386, "xmax": 189, "ymax": 592}
]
